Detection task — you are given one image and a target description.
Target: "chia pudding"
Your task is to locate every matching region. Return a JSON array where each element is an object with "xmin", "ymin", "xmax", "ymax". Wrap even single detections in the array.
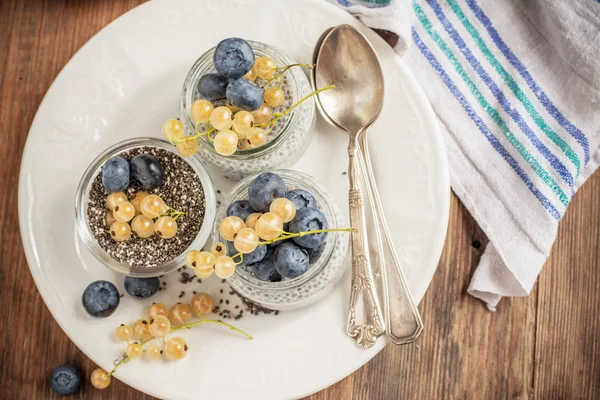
[
  {"xmin": 86, "ymin": 147, "xmax": 205, "ymax": 268},
  {"xmin": 214, "ymin": 170, "xmax": 349, "ymax": 311},
  {"xmin": 180, "ymin": 41, "xmax": 315, "ymax": 180}
]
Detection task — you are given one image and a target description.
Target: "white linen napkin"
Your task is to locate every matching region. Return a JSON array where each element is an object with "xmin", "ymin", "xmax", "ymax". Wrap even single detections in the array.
[{"xmin": 329, "ymin": 0, "xmax": 600, "ymax": 309}]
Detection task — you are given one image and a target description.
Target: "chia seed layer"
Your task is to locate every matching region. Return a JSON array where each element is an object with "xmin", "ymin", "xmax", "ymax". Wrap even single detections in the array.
[{"xmin": 87, "ymin": 147, "xmax": 205, "ymax": 268}]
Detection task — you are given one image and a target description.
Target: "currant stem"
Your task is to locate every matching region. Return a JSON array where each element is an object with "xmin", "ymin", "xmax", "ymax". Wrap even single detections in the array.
[
  {"xmin": 170, "ymin": 317, "xmax": 253, "ymax": 340},
  {"xmin": 109, "ymin": 338, "xmax": 153, "ymax": 376},
  {"xmin": 272, "ymin": 227, "xmax": 357, "ymax": 243},
  {"xmin": 257, "ymin": 85, "xmax": 335, "ymax": 128},
  {"xmin": 199, "ymin": 319, "xmax": 254, "ymax": 340},
  {"xmin": 263, "ymin": 63, "xmax": 314, "ymax": 87},
  {"xmin": 167, "ymin": 207, "xmax": 186, "ymax": 220},
  {"xmin": 234, "ymin": 254, "xmax": 244, "ymax": 265},
  {"xmin": 229, "ymin": 227, "xmax": 357, "ymax": 260},
  {"xmin": 176, "ymin": 125, "xmax": 215, "ymax": 142},
  {"xmin": 109, "ymin": 357, "xmax": 128, "ymax": 376}
]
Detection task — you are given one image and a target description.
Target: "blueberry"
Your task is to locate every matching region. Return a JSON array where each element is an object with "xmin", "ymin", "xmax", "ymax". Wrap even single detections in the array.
[
  {"xmin": 248, "ymin": 172, "xmax": 286, "ymax": 212},
  {"xmin": 273, "ymin": 241, "xmax": 309, "ymax": 279},
  {"xmin": 124, "ymin": 276, "xmax": 160, "ymax": 299},
  {"xmin": 198, "ymin": 73, "xmax": 229, "ymax": 100},
  {"xmin": 50, "ymin": 365, "xmax": 82, "ymax": 396},
  {"xmin": 213, "ymin": 37, "xmax": 255, "ymax": 80},
  {"xmin": 82, "ymin": 280, "xmax": 120, "ymax": 318},
  {"xmin": 102, "ymin": 156, "xmax": 130, "ymax": 193},
  {"xmin": 306, "ymin": 242, "xmax": 325, "ymax": 264},
  {"xmin": 226, "ymin": 78, "xmax": 264, "ymax": 111},
  {"xmin": 130, "ymin": 154, "xmax": 165, "ymax": 190},
  {"xmin": 286, "ymin": 189, "xmax": 317, "ymax": 210},
  {"xmin": 289, "ymin": 207, "xmax": 328, "ymax": 249},
  {"xmin": 226, "ymin": 200, "xmax": 255, "ymax": 222},
  {"xmin": 251, "ymin": 248, "xmax": 282, "ymax": 282},
  {"xmin": 227, "ymin": 241, "xmax": 267, "ymax": 267}
]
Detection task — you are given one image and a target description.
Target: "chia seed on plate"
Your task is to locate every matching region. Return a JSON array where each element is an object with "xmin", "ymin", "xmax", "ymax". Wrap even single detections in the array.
[
  {"xmin": 173, "ymin": 267, "xmax": 279, "ymax": 319},
  {"xmin": 87, "ymin": 147, "xmax": 206, "ymax": 268}
]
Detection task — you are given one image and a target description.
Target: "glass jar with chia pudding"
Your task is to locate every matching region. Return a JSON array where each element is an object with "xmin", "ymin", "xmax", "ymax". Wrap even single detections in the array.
[
  {"xmin": 75, "ymin": 138, "xmax": 216, "ymax": 277},
  {"xmin": 180, "ymin": 41, "xmax": 316, "ymax": 180},
  {"xmin": 212, "ymin": 170, "xmax": 349, "ymax": 311}
]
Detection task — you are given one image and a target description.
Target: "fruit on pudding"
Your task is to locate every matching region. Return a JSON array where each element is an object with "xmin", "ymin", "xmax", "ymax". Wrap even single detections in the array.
[
  {"xmin": 102, "ymin": 156, "xmax": 130, "ymax": 193},
  {"xmin": 130, "ymin": 154, "xmax": 165, "ymax": 190},
  {"xmin": 213, "ymin": 37, "xmax": 255, "ymax": 80},
  {"xmin": 248, "ymin": 172, "xmax": 286, "ymax": 211},
  {"xmin": 188, "ymin": 172, "xmax": 354, "ymax": 283}
]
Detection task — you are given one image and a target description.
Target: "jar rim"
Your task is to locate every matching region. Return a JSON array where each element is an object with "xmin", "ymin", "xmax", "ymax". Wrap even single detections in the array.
[{"xmin": 74, "ymin": 137, "xmax": 217, "ymax": 277}]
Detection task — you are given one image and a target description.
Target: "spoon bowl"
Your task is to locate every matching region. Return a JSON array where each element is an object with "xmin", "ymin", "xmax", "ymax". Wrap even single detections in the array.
[{"xmin": 313, "ymin": 25, "xmax": 385, "ymax": 135}]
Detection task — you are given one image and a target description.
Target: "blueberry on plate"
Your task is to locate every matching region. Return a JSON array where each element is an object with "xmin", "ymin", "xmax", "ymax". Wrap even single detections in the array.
[
  {"xmin": 306, "ymin": 242, "xmax": 325, "ymax": 264},
  {"xmin": 82, "ymin": 280, "xmax": 120, "ymax": 318},
  {"xmin": 227, "ymin": 241, "xmax": 267, "ymax": 267},
  {"xmin": 289, "ymin": 207, "xmax": 328, "ymax": 249},
  {"xmin": 213, "ymin": 37, "xmax": 255, "ymax": 80},
  {"xmin": 248, "ymin": 172, "xmax": 286, "ymax": 212},
  {"xmin": 50, "ymin": 364, "xmax": 82, "ymax": 396},
  {"xmin": 198, "ymin": 73, "xmax": 229, "ymax": 100},
  {"xmin": 130, "ymin": 154, "xmax": 165, "ymax": 190},
  {"xmin": 102, "ymin": 156, "xmax": 130, "ymax": 193},
  {"xmin": 273, "ymin": 241, "xmax": 309, "ymax": 279},
  {"xmin": 226, "ymin": 78, "xmax": 264, "ymax": 111},
  {"xmin": 226, "ymin": 200, "xmax": 255, "ymax": 222},
  {"xmin": 124, "ymin": 276, "xmax": 160, "ymax": 299},
  {"xmin": 286, "ymin": 189, "xmax": 317, "ymax": 210},
  {"xmin": 249, "ymin": 247, "xmax": 281, "ymax": 282}
]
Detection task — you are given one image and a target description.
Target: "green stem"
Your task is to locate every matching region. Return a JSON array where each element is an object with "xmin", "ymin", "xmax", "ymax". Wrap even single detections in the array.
[
  {"xmin": 271, "ymin": 227, "xmax": 357, "ymax": 243},
  {"xmin": 256, "ymin": 85, "xmax": 335, "ymax": 128},
  {"xmin": 167, "ymin": 207, "xmax": 186, "ymax": 220},
  {"xmin": 200, "ymin": 319, "xmax": 253, "ymax": 340},
  {"xmin": 262, "ymin": 63, "xmax": 314, "ymax": 87},
  {"xmin": 170, "ymin": 318, "xmax": 253, "ymax": 340},
  {"xmin": 109, "ymin": 338, "xmax": 153, "ymax": 376},
  {"xmin": 109, "ymin": 356, "xmax": 128, "ymax": 376},
  {"xmin": 229, "ymin": 228, "xmax": 357, "ymax": 259},
  {"xmin": 175, "ymin": 126, "xmax": 215, "ymax": 143}
]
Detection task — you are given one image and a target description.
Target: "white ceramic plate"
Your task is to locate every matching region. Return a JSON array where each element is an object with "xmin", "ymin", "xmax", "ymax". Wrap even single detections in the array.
[{"xmin": 18, "ymin": 0, "xmax": 449, "ymax": 399}]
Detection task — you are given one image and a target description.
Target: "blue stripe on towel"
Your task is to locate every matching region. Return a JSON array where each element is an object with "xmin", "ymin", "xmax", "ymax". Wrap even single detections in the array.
[
  {"xmin": 412, "ymin": 27, "xmax": 562, "ymax": 220},
  {"xmin": 336, "ymin": 0, "xmax": 354, "ymax": 7},
  {"xmin": 425, "ymin": 0, "xmax": 574, "ymax": 191},
  {"xmin": 465, "ymin": 0, "xmax": 590, "ymax": 164}
]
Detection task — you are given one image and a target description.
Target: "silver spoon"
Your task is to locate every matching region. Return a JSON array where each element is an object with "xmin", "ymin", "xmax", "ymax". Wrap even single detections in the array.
[
  {"xmin": 313, "ymin": 25, "xmax": 384, "ymax": 349},
  {"xmin": 312, "ymin": 25, "xmax": 423, "ymax": 346}
]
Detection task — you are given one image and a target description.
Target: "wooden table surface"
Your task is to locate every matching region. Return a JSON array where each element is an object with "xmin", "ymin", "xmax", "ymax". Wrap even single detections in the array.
[{"xmin": 2, "ymin": 1, "xmax": 599, "ymax": 399}]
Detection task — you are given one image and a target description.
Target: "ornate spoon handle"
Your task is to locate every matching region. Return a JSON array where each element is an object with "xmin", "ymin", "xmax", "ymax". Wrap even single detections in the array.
[
  {"xmin": 346, "ymin": 137, "xmax": 385, "ymax": 349},
  {"xmin": 358, "ymin": 131, "xmax": 423, "ymax": 345}
]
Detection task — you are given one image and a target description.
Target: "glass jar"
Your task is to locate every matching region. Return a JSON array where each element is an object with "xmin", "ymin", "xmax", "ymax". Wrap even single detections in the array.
[
  {"xmin": 180, "ymin": 41, "xmax": 315, "ymax": 180},
  {"xmin": 75, "ymin": 138, "xmax": 216, "ymax": 277},
  {"xmin": 212, "ymin": 170, "xmax": 349, "ymax": 311}
]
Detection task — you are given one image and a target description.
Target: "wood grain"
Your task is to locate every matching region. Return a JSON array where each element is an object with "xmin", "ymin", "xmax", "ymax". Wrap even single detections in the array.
[{"xmin": 1, "ymin": 1, "xmax": 599, "ymax": 399}]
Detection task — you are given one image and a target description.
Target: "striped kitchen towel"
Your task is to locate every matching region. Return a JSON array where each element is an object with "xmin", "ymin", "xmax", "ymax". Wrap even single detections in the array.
[{"xmin": 331, "ymin": 0, "xmax": 600, "ymax": 309}]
